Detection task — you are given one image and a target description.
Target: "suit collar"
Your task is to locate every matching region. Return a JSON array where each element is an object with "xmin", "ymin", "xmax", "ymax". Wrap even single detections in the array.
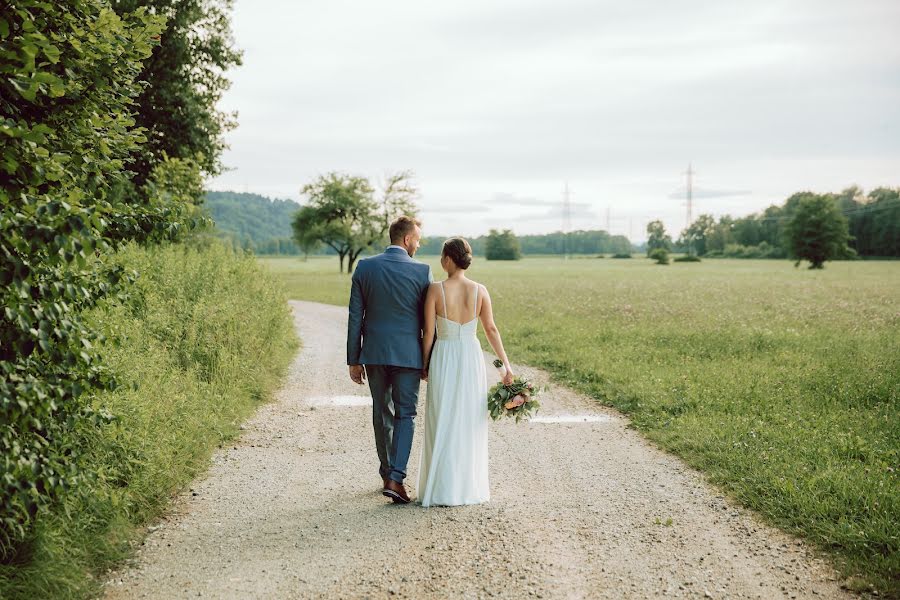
[{"xmin": 384, "ymin": 246, "xmax": 411, "ymax": 260}]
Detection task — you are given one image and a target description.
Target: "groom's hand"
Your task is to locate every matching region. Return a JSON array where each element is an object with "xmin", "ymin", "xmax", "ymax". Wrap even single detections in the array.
[{"xmin": 349, "ymin": 364, "xmax": 366, "ymax": 385}]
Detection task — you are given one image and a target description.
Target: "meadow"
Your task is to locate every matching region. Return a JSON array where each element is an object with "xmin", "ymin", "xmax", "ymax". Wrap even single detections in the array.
[{"xmin": 260, "ymin": 254, "xmax": 899, "ymax": 596}]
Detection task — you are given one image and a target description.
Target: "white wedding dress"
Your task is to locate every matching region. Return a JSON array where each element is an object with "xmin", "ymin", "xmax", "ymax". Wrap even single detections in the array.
[{"xmin": 417, "ymin": 281, "xmax": 490, "ymax": 507}]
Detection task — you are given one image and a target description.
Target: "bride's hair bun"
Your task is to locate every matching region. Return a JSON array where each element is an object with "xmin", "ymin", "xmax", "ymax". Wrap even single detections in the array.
[{"xmin": 442, "ymin": 237, "xmax": 473, "ymax": 269}]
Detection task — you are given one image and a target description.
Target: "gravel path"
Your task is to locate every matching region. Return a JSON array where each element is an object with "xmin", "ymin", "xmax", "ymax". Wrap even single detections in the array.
[{"xmin": 103, "ymin": 300, "xmax": 853, "ymax": 599}]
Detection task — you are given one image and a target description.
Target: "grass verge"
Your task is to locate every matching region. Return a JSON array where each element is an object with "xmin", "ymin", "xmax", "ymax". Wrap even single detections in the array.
[{"xmin": 0, "ymin": 240, "xmax": 298, "ymax": 599}]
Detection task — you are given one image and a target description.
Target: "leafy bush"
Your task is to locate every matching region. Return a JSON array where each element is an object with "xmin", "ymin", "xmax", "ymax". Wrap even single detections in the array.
[
  {"xmin": 0, "ymin": 1, "xmax": 178, "ymax": 554},
  {"xmin": 0, "ymin": 0, "xmax": 215, "ymax": 558},
  {"xmin": 611, "ymin": 253, "xmax": 632, "ymax": 259},
  {"xmin": 649, "ymin": 248, "xmax": 669, "ymax": 264},
  {"xmin": 706, "ymin": 242, "xmax": 787, "ymax": 259},
  {"xmin": 674, "ymin": 255, "xmax": 701, "ymax": 262}
]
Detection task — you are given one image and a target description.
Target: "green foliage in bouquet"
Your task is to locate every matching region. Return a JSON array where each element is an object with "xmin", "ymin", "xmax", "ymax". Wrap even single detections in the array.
[{"xmin": 487, "ymin": 360, "xmax": 541, "ymax": 422}]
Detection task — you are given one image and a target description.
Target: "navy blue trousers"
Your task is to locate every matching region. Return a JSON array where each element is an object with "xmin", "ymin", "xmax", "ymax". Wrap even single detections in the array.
[{"xmin": 365, "ymin": 365, "xmax": 421, "ymax": 483}]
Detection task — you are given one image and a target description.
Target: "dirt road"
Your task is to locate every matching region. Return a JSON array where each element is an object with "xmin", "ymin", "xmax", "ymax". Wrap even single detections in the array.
[{"xmin": 103, "ymin": 300, "xmax": 852, "ymax": 599}]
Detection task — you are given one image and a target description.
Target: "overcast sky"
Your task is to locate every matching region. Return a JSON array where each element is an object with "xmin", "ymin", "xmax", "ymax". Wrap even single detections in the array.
[{"xmin": 207, "ymin": 0, "xmax": 900, "ymax": 241}]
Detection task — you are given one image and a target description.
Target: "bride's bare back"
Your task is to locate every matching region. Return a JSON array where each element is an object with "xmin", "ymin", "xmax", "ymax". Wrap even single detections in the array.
[{"xmin": 435, "ymin": 278, "xmax": 481, "ymax": 324}]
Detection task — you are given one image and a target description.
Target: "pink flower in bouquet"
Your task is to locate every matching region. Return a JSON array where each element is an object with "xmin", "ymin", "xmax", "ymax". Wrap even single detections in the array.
[{"xmin": 504, "ymin": 394, "xmax": 526, "ymax": 410}]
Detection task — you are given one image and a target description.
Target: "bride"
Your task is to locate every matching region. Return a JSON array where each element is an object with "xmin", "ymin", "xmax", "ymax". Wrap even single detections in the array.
[{"xmin": 417, "ymin": 237, "xmax": 514, "ymax": 507}]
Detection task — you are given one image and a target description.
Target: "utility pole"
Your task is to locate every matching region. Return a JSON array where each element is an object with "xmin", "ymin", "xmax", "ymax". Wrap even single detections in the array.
[
  {"xmin": 684, "ymin": 163, "xmax": 696, "ymax": 256},
  {"xmin": 684, "ymin": 163, "xmax": 694, "ymax": 229},
  {"xmin": 563, "ymin": 182, "xmax": 572, "ymax": 260}
]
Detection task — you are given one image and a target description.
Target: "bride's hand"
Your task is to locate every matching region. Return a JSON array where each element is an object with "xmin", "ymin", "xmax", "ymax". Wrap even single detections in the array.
[{"xmin": 502, "ymin": 367, "xmax": 514, "ymax": 385}]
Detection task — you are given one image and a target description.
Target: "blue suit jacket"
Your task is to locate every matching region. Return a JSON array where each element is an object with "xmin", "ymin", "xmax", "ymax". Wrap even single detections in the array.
[{"xmin": 347, "ymin": 247, "xmax": 432, "ymax": 369}]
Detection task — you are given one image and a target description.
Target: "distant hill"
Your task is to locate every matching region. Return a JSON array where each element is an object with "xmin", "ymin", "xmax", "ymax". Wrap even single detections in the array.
[{"xmin": 203, "ymin": 191, "xmax": 303, "ymax": 254}]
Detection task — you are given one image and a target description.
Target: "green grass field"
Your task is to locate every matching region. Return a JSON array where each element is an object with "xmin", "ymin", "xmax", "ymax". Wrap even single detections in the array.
[{"xmin": 261, "ymin": 254, "xmax": 899, "ymax": 596}]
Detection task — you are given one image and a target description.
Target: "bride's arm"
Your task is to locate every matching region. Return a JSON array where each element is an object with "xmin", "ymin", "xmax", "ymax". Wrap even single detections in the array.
[
  {"xmin": 421, "ymin": 284, "xmax": 438, "ymax": 379},
  {"xmin": 478, "ymin": 285, "xmax": 514, "ymax": 384}
]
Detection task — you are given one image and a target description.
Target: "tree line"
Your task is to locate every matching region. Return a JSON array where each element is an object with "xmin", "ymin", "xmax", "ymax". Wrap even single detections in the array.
[
  {"xmin": 674, "ymin": 187, "xmax": 899, "ymax": 260},
  {"xmin": 418, "ymin": 229, "xmax": 633, "ymax": 257},
  {"xmin": 219, "ymin": 176, "xmax": 896, "ymax": 271}
]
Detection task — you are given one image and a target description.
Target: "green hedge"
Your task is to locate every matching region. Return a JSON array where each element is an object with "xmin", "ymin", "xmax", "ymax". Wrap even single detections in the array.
[{"xmin": 0, "ymin": 239, "xmax": 298, "ymax": 600}]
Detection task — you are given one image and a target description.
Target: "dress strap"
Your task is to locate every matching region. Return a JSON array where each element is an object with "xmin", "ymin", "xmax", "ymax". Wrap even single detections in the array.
[{"xmin": 439, "ymin": 281, "xmax": 447, "ymax": 319}]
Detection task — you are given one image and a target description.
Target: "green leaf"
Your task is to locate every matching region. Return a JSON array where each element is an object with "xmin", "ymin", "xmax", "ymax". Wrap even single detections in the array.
[
  {"xmin": 43, "ymin": 44, "xmax": 60, "ymax": 64},
  {"xmin": 21, "ymin": 43, "xmax": 38, "ymax": 60},
  {"xmin": 9, "ymin": 77, "xmax": 36, "ymax": 102}
]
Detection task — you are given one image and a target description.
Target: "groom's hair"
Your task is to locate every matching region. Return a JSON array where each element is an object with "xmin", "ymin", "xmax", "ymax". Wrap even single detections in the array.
[{"xmin": 389, "ymin": 216, "xmax": 421, "ymax": 244}]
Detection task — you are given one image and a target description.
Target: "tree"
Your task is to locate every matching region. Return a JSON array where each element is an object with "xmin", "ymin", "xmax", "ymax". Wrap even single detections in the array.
[
  {"xmin": 679, "ymin": 214, "xmax": 716, "ymax": 256},
  {"xmin": 845, "ymin": 187, "xmax": 900, "ymax": 257},
  {"xmin": 865, "ymin": 188, "xmax": 900, "ymax": 256},
  {"xmin": 784, "ymin": 194, "xmax": 852, "ymax": 269},
  {"xmin": 485, "ymin": 229, "xmax": 522, "ymax": 260},
  {"xmin": 706, "ymin": 215, "xmax": 735, "ymax": 254},
  {"xmin": 379, "ymin": 170, "xmax": 419, "ymax": 236},
  {"xmin": 111, "ymin": 0, "xmax": 243, "ymax": 183},
  {"xmin": 292, "ymin": 172, "xmax": 419, "ymax": 273},
  {"xmin": 646, "ymin": 220, "xmax": 672, "ymax": 256}
]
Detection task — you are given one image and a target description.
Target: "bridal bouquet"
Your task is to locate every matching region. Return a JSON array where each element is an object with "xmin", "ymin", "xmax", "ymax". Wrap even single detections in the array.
[{"xmin": 487, "ymin": 359, "xmax": 541, "ymax": 422}]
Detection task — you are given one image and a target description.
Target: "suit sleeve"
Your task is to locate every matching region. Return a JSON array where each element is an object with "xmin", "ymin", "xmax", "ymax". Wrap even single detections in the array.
[
  {"xmin": 419, "ymin": 266, "xmax": 432, "ymax": 338},
  {"xmin": 347, "ymin": 266, "xmax": 364, "ymax": 365}
]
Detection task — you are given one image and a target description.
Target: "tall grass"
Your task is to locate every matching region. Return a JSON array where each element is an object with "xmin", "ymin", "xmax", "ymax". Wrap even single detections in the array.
[
  {"xmin": 0, "ymin": 240, "xmax": 298, "ymax": 599},
  {"xmin": 262, "ymin": 255, "xmax": 899, "ymax": 597}
]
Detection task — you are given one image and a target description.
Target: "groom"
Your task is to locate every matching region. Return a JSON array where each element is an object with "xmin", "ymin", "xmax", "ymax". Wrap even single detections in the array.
[{"xmin": 347, "ymin": 216, "xmax": 432, "ymax": 504}]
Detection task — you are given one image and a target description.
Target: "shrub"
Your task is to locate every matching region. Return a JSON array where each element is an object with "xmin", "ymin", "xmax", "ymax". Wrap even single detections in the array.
[
  {"xmin": 0, "ymin": 1, "xmax": 175, "ymax": 554},
  {"xmin": 649, "ymin": 248, "xmax": 670, "ymax": 264},
  {"xmin": 612, "ymin": 253, "xmax": 632, "ymax": 259},
  {"xmin": 709, "ymin": 242, "xmax": 787, "ymax": 259},
  {"xmin": 674, "ymin": 255, "xmax": 701, "ymax": 262},
  {"xmin": 485, "ymin": 229, "xmax": 522, "ymax": 260}
]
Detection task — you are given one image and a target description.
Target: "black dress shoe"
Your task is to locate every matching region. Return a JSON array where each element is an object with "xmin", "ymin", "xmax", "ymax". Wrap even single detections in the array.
[{"xmin": 382, "ymin": 479, "xmax": 411, "ymax": 504}]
